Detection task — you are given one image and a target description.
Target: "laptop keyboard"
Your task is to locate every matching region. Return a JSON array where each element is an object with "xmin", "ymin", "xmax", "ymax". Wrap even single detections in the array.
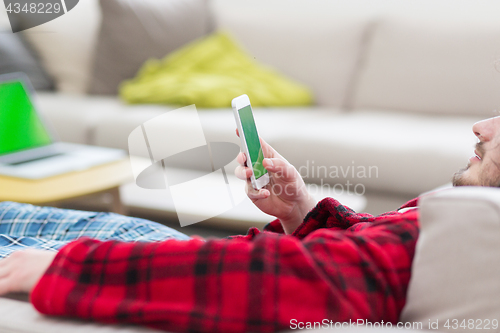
[{"xmin": 6, "ymin": 153, "xmax": 64, "ymax": 166}]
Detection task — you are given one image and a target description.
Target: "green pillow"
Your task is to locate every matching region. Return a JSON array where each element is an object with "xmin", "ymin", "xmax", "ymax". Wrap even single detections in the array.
[{"xmin": 119, "ymin": 32, "xmax": 313, "ymax": 107}]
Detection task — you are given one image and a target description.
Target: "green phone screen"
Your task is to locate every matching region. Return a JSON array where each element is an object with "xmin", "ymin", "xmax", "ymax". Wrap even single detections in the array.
[
  {"xmin": 0, "ymin": 81, "xmax": 52, "ymax": 156},
  {"xmin": 238, "ymin": 105, "xmax": 267, "ymax": 179}
]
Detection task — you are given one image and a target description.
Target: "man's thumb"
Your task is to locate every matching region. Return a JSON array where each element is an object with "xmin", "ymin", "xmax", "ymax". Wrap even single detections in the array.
[{"xmin": 263, "ymin": 158, "xmax": 294, "ymax": 178}]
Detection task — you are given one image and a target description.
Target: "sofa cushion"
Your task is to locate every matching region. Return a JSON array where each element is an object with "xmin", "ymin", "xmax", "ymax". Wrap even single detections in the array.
[
  {"xmin": 0, "ymin": 30, "xmax": 54, "ymax": 91},
  {"xmin": 269, "ymin": 110, "xmax": 480, "ymax": 196},
  {"xmin": 36, "ymin": 93, "xmax": 125, "ymax": 144},
  {"xmin": 89, "ymin": 0, "xmax": 214, "ymax": 95},
  {"xmin": 401, "ymin": 187, "xmax": 500, "ymax": 331},
  {"xmin": 352, "ymin": 17, "xmax": 500, "ymax": 116},
  {"xmin": 213, "ymin": 0, "xmax": 370, "ymax": 108},
  {"xmin": 119, "ymin": 32, "xmax": 313, "ymax": 108},
  {"xmin": 38, "ymin": 92, "xmax": 481, "ymax": 198},
  {"xmin": 91, "ymin": 105, "xmax": 336, "ymax": 156},
  {"xmin": 91, "ymin": 105, "xmax": 480, "ymax": 197}
]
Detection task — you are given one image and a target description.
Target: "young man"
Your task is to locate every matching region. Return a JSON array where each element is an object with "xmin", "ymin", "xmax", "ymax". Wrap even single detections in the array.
[{"xmin": 0, "ymin": 116, "xmax": 495, "ymax": 333}]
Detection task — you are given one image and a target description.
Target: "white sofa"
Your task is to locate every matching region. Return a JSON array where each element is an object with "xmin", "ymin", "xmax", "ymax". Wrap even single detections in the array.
[
  {"xmin": 1, "ymin": 1, "xmax": 500, "ymax": 332},
  {"xmin": 1, "ymin": 186, "xmax": 499, "ymax": 332},
  {"xmin": 2, "ymin": 0, "xmax": 497, "ymax": 216}
]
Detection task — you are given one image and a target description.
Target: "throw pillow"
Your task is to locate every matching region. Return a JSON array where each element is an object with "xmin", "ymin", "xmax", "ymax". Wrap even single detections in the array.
[
  {"xmin": 89, "ymin": 0, "xmax": 214, "ymax": 95},
  {"xmin": 8, "ymin": 0, "xmax": 101, "ymax": 93},
  {"xmin": 0, "ymin": 30, "xmax": 54, "ymax": 90},
  {"xmin": 119, "ymin": 32, "xmax": 313, "ymax": 108}
]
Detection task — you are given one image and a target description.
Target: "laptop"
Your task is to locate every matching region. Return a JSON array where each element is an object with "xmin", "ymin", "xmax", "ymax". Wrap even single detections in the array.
[{"xmin": 0, "ymin": 72, "xmax": 126, "ymax": 179}]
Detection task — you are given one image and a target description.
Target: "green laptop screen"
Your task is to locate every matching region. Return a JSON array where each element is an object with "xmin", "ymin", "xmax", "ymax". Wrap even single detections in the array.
[{"xmin": 0, "ymin": 81, "xmax": 52, "ymax": 156}]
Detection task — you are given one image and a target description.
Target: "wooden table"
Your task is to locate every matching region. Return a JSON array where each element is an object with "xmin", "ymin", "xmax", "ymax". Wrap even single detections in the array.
[{"xmin": 0, "ymin": 159, "xmax": 132, "ymax": 214}]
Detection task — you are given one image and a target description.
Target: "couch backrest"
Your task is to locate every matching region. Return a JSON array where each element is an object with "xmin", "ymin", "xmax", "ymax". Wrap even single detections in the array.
[
  {"xmin": 0, "ymin": 0, "xmax": 101, "ymax": 94},
  {"xmin": 352, "ymin": 16, "xmax": 500, "ymax": 117},
  {"xmin": 213, "ymin": 0, "xmax": 372, "ymax": 108},
  {"xmin": 3, "ymin": 0, "xmax": 500, "ymax": 116},
  {"xmin": 215, "ymin": 0, "xmax": 500, "ymax": 114},
  {"xmin": 401, "ymin": 186, "xmax": 500, "ymax": 331}
]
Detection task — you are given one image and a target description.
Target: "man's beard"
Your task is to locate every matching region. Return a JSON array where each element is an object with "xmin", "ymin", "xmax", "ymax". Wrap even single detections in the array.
[
  {"xmin": 452, "ymin": 166, "xmax": 470, "ymax": 186},
  {"xmin": 452, "ymin": 141, "xmax": 485, "ymax": 187},
  {"xmin": 452, "ymin": 141, "xmax": 500, "ymax": 187}
]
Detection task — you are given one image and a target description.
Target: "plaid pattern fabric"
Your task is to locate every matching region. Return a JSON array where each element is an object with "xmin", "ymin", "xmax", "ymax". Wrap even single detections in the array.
[
  {"xmin": 31, "ymin": 197, "xmax": 419, "ymax": 333},
  {"xmin": 0, "ymin": 201, "xmax": 190, "ymax": 258}
]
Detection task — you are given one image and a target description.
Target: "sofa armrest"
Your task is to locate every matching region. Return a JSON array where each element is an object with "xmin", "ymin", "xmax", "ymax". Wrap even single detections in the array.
[{"xmin": 401, "ymin": 186, "xmax": 500, "ymax": 331}]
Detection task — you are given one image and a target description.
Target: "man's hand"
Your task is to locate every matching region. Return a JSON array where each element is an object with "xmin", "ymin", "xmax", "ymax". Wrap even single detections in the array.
[
  {"xmin": 0, "ymin": 249, "xmax": 57, "ymax": 295},
  {"xmin": 235, "ymin": 129, "xmax": 316, "ymax": 234}
]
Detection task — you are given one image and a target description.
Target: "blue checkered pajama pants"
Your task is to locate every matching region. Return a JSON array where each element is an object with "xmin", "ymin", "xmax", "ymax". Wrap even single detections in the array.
[{"xmin": 0, "ymin": 201, "xmax": 191, "ymax": 258}]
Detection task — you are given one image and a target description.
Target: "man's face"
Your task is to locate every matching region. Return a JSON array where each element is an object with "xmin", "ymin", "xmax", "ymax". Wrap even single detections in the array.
[{"xmin": 453, "ymin": 116, "xmax": 500, "ymax": 187}]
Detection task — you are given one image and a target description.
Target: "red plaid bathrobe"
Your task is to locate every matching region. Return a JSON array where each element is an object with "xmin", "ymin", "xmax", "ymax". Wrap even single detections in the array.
[{"xmin": 30, "ymin": 197, "xmax": 419, "ymax": 333}]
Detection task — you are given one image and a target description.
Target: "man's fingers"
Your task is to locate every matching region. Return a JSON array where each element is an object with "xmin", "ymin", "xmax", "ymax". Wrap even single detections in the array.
[
  {"xmin": 0, "ymin": 250, "xmax": 57, "ymax": 295},
  {"xmin": 0, "ymin": 264, "xmax": 10, "ymax": 279},
  {"xmin": 235, "ymin": 152, "xmax": 251, "ymax": 180},
  {"xmin": 236, "ymin": 152, "xmax": 247, "ymax": 166},
  {"xmin": 238, "ymin": 154, "xmax": 298, "ymax": 183},
  {"xmin": 0, "ymin": 276, "xmax": 15, "ymax": 295},
  {"xmin": 0, "ymin": 256, "xmax": 12, "ymax": 280},
  {"xmin": 263, "ymin": 158, "xmax": 296, "ymax": 180},
  {"xmin": 246, "ymin": 183, "xmax": 270, "ymax": 200},
  {"xmin": 235, "ymin": 165, "xmax": 252, "ymax": 180},
  {"xmin": 248, "ymin": 189, "xmax": 270, "ymax": 200},
  {"xmin": 260, "ymin": 137, "xmax": 279, "ymax": 160}
]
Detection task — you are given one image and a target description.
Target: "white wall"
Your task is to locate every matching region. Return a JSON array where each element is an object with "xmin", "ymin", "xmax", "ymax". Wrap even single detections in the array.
[{"xmin": 212, "ymin": 0, "xmax": 500, "ymax": 22}]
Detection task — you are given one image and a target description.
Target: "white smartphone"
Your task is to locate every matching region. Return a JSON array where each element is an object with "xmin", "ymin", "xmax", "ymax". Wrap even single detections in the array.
[{"xmin": 232, "ymin": 94, "xmax": 270, "ymax": 189}]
